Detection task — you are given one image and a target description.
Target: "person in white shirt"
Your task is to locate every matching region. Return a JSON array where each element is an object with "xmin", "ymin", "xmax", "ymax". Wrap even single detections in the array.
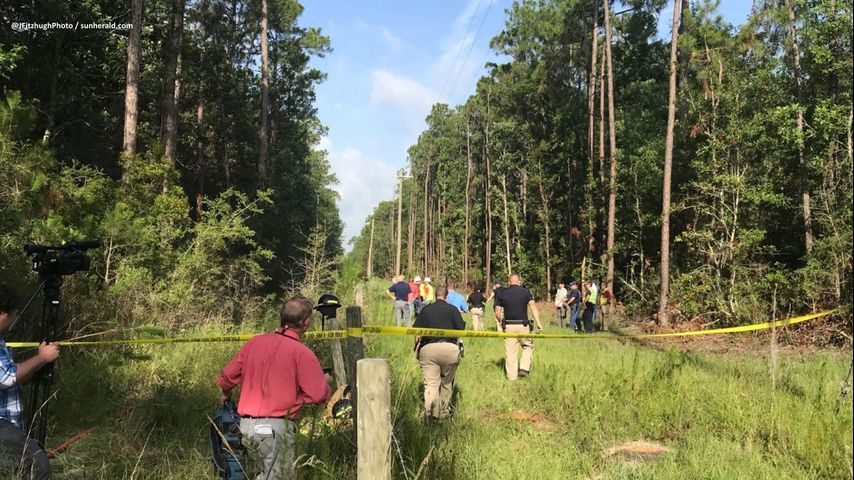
[{"xmin": 554, "ymin": 282, "xmax": 568, "ymax": 328}]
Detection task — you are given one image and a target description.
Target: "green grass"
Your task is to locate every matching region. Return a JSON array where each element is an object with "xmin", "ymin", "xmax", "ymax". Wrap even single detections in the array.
[{"xmin": 43, "ymin": 279, "xmax": 852, "ymax": 479}]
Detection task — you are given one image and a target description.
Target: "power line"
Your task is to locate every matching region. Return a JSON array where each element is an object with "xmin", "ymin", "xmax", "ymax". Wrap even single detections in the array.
[
  {"xmin": 445, "ymin": 0, "xmax": 494, "ymax": 106},
  {"xmin": 435, "ymin": 0, "xmax": 485, "ymax": 106}
]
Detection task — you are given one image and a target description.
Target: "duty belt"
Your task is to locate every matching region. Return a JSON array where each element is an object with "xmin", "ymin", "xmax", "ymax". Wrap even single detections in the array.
[{"xmin": 503, "ymin": 319, "xmax": 529, "ymax": 325}]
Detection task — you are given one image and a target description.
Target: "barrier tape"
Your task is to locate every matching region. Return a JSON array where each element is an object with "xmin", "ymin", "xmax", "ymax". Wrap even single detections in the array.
[{"xmin": 6, "ymin": 310, "xmax": 835, "ymax": 348}]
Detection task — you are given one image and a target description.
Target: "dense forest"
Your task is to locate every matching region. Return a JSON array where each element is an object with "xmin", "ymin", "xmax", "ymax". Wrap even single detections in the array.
[
  {"xmin": 348, "ymin": 0, "xmax": 853, "ymax": 331},
  {"xmin": 1, "ymin": 0, "xmax": 341, "ymax": 331}
]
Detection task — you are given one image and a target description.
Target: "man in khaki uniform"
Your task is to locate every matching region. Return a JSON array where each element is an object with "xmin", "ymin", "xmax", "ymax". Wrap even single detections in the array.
[
  {"xmin": 413, "ymin": 286, "xmax": 465, "ymax": 420},
  {"xmin": 496, "ymin": 274, "xmax": 542, "ymax": 380}
]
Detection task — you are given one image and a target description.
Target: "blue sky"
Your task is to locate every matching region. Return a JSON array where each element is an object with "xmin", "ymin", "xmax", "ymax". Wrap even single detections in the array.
[{"xmin": 299, "ymin": 1, "xmax": 752, "ymax": 248}]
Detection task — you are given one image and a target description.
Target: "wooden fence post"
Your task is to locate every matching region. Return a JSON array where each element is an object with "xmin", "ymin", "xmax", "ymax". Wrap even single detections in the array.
[
  {"xmin": 327, "ymin": 317, "xmax": 347, "ymax": 386},
  {"xmin": 345, "ymin": 306, "xmax": 365, "ymax": 432},
  {"xmin": 357, "ymin": 358, "xmax": 391, "ymax": 480}
]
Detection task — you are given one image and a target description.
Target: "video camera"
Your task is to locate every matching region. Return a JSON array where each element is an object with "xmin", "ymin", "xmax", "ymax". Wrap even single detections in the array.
[
  {"xmin": 24, "ymin": 240, "xmax": 100, "ymax": 276},
  {"xmin": 16, "ymin": 239, "xmax": 99, "ymax": 448}
]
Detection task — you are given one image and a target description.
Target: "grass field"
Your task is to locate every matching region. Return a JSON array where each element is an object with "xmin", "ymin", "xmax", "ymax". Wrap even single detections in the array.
[{"xmin": 42, "ymin": 279, "xmax": 853, "ymax": 479}]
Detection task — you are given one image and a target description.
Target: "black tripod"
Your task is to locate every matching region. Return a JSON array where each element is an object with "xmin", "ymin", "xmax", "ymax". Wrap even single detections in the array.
[
  {"xmin": 9, "ymin": 274, "xmax": 64, "ymax": 448},
  {"xmin": 28, "ymin": 274, "xmax": 63, "ymax": 448},
  {"xmin": 11, "ymin": 240, "xmax": 98, "ymax": 448}
]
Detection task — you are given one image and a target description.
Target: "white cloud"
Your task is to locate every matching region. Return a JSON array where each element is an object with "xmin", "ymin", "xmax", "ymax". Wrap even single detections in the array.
[
  {"xmin": 320, "ymin": 137, "xmax": 397, "ymax": 248},
  {"xmin": 370, "ymin": 69, "xmax": 436, "ymax": 133},
  {"xmin": 378, "ymin": 25, "xmax": 404, "ymax": 52},
  {"xmin": 354, "ymin": 19, "xmax": 405, "ymax": 53}
]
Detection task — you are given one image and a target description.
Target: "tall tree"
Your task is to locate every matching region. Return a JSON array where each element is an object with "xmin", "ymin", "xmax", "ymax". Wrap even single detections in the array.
[
  {"xmin": 784, "ymin": 0, "xmax": 813, "ymax": 254},
  {"xmin": 603, "ymin": 0, "xmax": 618, "ymax": 292},
  {"xmin": 658, "ymin": 0, "xmax": 682, "ymax": 326},
  {"xmin": 161, "ymin": 0, "xmax": 185, "ymax": 170},
  {"xmin": 258, "ymin": 0, "xmax": 270, "ymax": 183},
  {"xmin": 122, "ymin": 0, "xmax": 143, "ymax": 155},
  {"xmin": 464, "ymin": 117, "xmax": 473, "ymax": 286}
]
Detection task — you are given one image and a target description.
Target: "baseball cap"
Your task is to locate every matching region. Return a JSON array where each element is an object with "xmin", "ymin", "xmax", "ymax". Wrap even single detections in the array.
[
  {"xmin": 569, "ymin": 281, "xmax": 577, "ymax": 286},
  {"xmin": 492, "ymin": 279, "xmax": 503, "ymax": 287}
]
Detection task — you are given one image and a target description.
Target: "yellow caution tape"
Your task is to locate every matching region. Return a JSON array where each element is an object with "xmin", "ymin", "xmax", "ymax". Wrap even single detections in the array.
[{"xmin": 6, "ymin": 310, "xmax": 835, "ymax": 348}]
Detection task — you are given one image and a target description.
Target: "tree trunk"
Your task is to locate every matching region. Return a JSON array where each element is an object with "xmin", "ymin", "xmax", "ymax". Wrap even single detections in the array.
[
  {"xmin": 658, "ymin": 0, "xmax": 682, "ymax": 326},
  {"xmin": 484, "ymin": 90, "xmax": 493, "ymax": 290},
  {"xmin": 423, "ymin": 157, "xmax": 431, "ymax": 274},
  {"xmin": 501, "ymin": 174, "xmax": 512, "ymax": 277},
  {"xmin": 195, "ymin": 101, "xmax": 205, "ymax": 217},
  {"xmin": 161, "ymin": 0, "xmax": 185, "ymax": 170},
  {"xmin": 367, "ymin": 219, "xmax": 374, "ymax": 278},
  {"xmin": 603, "ymin": 0, "xmax": 618, "ymax": 292},
  {"xmin": 784, "ymin": 0, "xmax": 813, "ymax": 254},
  {"xmin": 464, "ymin": 118, "xmax": 473, "ymax": 287},
  {"xmin": 407, "ymin": 181, "xmax": 415, "ymax": 273},
  {"xmin": 538, "ymin": 170, "xmax": 552, "ymax": 296},
  {"xmin": 258, "ymin": 0, "xmax": 270, "ymax": 183},
  {"xmin": 395, "ymin": 174, "xmax": 404, "ymax": 275},
  {"xmin": 122, "ymin": 0, "xmax": 143, "ymax": 156},
  {"xmin": 588, "ymin": 0, "xmax": 599, "ymax": 184}
]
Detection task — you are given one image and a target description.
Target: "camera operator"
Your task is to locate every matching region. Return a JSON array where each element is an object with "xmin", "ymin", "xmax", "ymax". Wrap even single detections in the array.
[
  {"xmin": 0, "ymin": 284, "xmax": 59, "ymax": 480},
  {"xmin": 217, "ymin": 296, "xmax": 331, "ymax": 480}
]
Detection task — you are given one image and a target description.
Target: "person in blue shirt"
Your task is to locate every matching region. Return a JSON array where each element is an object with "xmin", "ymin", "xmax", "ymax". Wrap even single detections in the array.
[
  {"xmin": 1, "ymin": 283, "xmax": 59, "ymax": 480},
  {"xmin": 386, "ymin": 275, "xmax": 412, "ymax": 327},
  {"xmin": 445, "ymin": 283, "xmax": 469, "ymax": 314}
]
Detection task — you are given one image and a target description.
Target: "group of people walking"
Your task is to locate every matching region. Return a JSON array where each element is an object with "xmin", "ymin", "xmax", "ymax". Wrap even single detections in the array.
[{"xmin": 397, "ymin": 274, "xmax": 617, "ymax": 422}]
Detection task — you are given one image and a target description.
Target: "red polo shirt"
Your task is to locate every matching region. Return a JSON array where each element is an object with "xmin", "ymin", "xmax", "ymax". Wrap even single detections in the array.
[
  {"xmin": 218, "ymin": 328, "xmax": 331, "ymax": 419},
  {"xmin": 407, "ymin": 282, "xmax": 419, "ymax": 302}
]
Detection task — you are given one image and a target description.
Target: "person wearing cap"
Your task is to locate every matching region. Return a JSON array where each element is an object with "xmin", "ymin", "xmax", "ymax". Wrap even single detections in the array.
[
  {"xmin": 420, "ymin": 277, "xmax": 436, "ymax": 305},
  {"xmin": 567, "ymin": 281, "xmax": 582, "ymax": 331},
  {"xmin": 467, "ymin": 285, "xmax": 486, "ymax": 331},
  {"xmin": 413, "ymin": 286, "xmax": 465, "ymax": 420},
  {"xmin": 495, "ymin": 274, "xmax": 543, "ymax": 380},
  {"xmin": 485, "ymin": 280, "xmax": 504, "ymax": 330},
  {"xmin": 554, "ymin": 282, "xmax": 568, "ymax": 328},
  {"xmin": 408, "ymin": 276, "xmax": 422, "ymax": 319},
  {"xmin": 218, "ymin": 296, "xmax": 332, "ymax": 479},
  {"xmin": 386, "ymin": 275, "xmax": 412, "ymax": 327}
]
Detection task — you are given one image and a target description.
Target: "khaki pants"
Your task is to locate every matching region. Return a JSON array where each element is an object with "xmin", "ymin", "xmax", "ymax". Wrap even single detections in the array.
[
  {"xmin": 418, "ymin": 342, "xmax": 460, "ymax": 419},
  {"xmin": 470, "ymin": 307, "xmax": 484, "ymax": 331},
  {"xmin": 504, "ymin": 324, "xmax": 533, "ymax": 380},
  {"xmin": 240, "ymin": 417, "xmax": 298, "ymax": 480}
]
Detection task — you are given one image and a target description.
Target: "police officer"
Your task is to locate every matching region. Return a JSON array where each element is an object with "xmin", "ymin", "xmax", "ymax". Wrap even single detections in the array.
[
  {"xmin": 495, "ymin": 274, "xmax": 543, "ymax": 380},
  {"xmin": 413, "ymin": 286, "xmax": 465, "ymax": 420}
]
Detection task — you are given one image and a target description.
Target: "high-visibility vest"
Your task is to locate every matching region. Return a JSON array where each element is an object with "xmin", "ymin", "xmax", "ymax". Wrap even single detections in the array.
[
  {"xmin": 420, "ymin": 283, "xmax": 435, "ymax": 302},
  {"xmin": 588, "ymin": 285, "xmax": 598, "ymax": 304}
]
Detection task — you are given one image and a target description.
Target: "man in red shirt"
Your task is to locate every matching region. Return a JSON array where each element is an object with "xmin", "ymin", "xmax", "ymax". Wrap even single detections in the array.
[{"xmin": 218, "ymin": 297, "xmax": 331, "ymax": 479}]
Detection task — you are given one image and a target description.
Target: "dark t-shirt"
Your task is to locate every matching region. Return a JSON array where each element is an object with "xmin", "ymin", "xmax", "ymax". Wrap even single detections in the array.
[
  {"xmin": 388, "ymin": 281, "xmax": 411, "ymax": 301},
  {"xmin": 468, "ymin": 291, "xmax": 485, "ymax": 308},
  {"xmin": 568, "ymin": 289, "xmax": 582, "ymax": 306},
  {"xmin": 413, "ymin": 299, "xmax": 466, "ymax": 348},
  {"xmin": 495, "ymin": 285, "xmax": 534, "ymax": 321}
]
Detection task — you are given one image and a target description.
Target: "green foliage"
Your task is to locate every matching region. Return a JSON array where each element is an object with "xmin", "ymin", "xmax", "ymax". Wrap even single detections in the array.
[{"xmin": 347, "ymin": 0, "xmax": 852, "ymax": 331}]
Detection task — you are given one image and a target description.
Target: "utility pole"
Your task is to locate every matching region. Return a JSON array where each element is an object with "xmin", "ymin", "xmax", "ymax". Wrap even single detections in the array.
[{"xmin": 395, "ymin": 171, "xmax": 411, "ymax": 275}]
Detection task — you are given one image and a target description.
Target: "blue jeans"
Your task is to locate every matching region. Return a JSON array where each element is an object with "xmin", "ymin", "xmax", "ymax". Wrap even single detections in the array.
[{"xmin": 568, "ymin": 303, "xmax": 580, "ymax": 330}]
